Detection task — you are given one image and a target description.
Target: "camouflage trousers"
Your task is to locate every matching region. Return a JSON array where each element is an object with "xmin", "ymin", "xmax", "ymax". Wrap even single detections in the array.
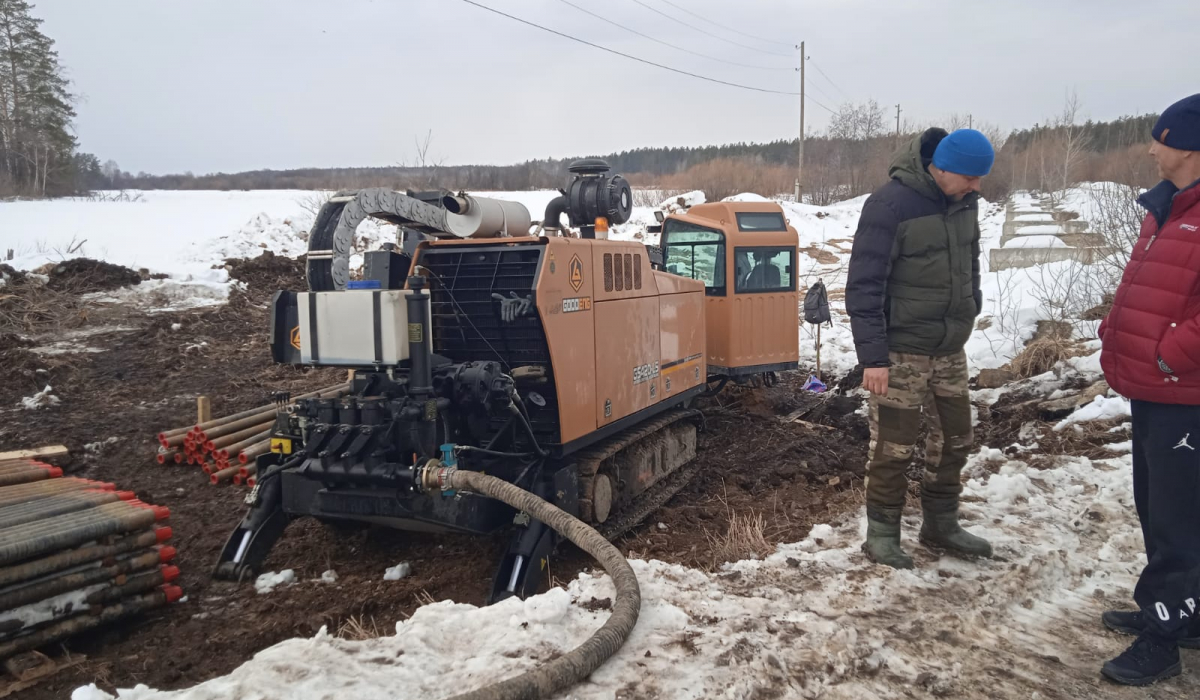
[{"xmin": 865, "ymin": 351, "xmax": 973, "ymax": 510}]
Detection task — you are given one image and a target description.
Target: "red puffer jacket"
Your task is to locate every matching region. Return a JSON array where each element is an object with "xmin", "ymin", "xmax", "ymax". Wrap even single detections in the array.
[{"xmin": 1100, "ymin": 179, "xmax": 1200, "ymax": 404}]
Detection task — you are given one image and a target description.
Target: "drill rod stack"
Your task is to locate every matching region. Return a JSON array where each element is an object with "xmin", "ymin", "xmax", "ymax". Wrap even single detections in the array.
[
  {"xmin": 0, "ymin": 456, "xmax": 178, "ymax": 660},
  {"xmin": 153, "ymin": 382, "xmax": 349, "ymax": 486}
]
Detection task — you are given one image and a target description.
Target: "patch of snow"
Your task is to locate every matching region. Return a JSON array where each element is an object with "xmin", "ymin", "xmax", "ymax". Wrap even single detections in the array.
[
  {"xmin": 1011, "ymin": 224, "xmax": 1067, "ymax": 235},
  {"xmin": 2, "ymin": 586, "xmax": 97, "ymax": 631},
  {"xmin": 84, "ymin": 437, "xmax": 120, "ymax": 454},
  {"xmin": 319, "ymin": 570, "xmax": 338, "ymax": 584},
  {"xmin": 254, "ymin": 570, "xmax": 296, "ymax": 595},
  {"xmin": 20, "ymin": 385, "xmax": 60, "ymax": 410},
  {"xmin": 1104, "ymin": 441, "xmax": 1133, "ymax": 453},
  {"xmin": 383, "ymin": 562, "xmax": 412, "ymax": 581},
  {"xmin": 1054, "ymin": 395, "xmax": 1132, "ymax": 432},
  {"xmin": 1002, "ymin": 235, "xmax": 1069, "ymax": 249}
]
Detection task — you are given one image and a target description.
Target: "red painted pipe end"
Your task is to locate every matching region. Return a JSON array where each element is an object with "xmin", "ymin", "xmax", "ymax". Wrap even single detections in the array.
[
  {"xmin": 158, "ymin": 545, "xmax": 178, "ymax": 562},
  {"xmin": 163, "ymin": 584, "xmax": 184, "ymax": 603},
  {"xmin": 161, "ymin": 565, "xmax": 181, "ymax": 583},
  {"xmin": 155, "ymin": 526, "xmax": 173, "ymax": 543}
]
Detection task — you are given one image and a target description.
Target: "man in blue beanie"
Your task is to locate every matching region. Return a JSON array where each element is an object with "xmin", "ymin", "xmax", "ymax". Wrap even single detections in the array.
[
  {"xmin": 1098, "ymin": 93, "xmax": 1200, "ymax": 686},
  {"xmin": 845, "ymin": 128, "xmax": 994, "ymax": 568}
]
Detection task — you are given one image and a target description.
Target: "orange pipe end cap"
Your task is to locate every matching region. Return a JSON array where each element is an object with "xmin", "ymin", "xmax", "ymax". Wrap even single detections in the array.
[
  {"xmin": 155, "ymin": 526, "xmax": 173, "ymax": 543},
  {"xmin": 161, "ymin": 565, "xmax": 181, "ymax": 583},
  {"xmin": 163, "ymin": 585, "xmax": 184, "ymax": 603},
  {"xmin": 116, "ymin": 490, "xmax": 137, "ymax": 500},
  {"xmin": 152, "ymin": 505, "xmax": 170, "ymax": 520},
  {"xmin": 158, "ymin": 545, "xmax": 178, "ymax": 562}
]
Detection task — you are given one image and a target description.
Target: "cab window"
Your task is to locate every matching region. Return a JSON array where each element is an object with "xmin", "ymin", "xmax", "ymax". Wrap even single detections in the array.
[
  {"xmin": 662, "ymin": 220, "xmax": 726, "ymax": 296},
  {"xmin": 735, "ymin": 211, "xmax": 787, "ymax": 232},
  {"xmin": 734, "ymin": 246, "xmax": 795, "ymax": 293}
]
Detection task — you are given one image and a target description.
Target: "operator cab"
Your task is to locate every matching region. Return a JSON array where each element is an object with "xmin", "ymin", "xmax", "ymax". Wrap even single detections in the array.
[{"xmin": 658, "ymin": 201, "xmax": 799, "ymax": 382}]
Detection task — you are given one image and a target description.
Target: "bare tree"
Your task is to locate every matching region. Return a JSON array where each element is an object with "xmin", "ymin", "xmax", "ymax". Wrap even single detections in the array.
[{"xmin": 1041, "ymin": 91, "xmax": 1091, "ymax": 206}]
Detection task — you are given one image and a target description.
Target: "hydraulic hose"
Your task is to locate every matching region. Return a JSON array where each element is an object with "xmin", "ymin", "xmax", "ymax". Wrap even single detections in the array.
[{"xmin": 433, "ymin": 468, "xmax": 640, "ymax": 700}]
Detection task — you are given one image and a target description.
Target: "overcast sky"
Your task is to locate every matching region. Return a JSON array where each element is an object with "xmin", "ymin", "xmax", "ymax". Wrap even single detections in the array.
[{"xmin": 34, "ymin": 0, "xmax": 1200, "ymax": 175}]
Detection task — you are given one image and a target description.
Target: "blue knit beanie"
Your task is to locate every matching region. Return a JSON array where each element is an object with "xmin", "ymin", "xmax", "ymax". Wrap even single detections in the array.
[
  {"xmin": 932, "ymin": 129, "xmax": 995, "ymax": 177},
  {"xmin": 1153, "ymin": 94, "xmax": 1200, "ymax": 151}
]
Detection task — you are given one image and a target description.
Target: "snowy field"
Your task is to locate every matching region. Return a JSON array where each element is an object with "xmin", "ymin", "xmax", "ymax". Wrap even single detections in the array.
[
  {"xmin": 3, "ymin": 186, "xmax": 1181, "ymax": 698},
  {"xmin": 3, "ymin": 186, "xmax": 1093, "ymax": 378}
]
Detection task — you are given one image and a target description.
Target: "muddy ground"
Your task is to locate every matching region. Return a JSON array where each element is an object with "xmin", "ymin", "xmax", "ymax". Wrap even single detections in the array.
[{"xmin": 1, "ymin": 257, "xmax": 878, "ymax": 697}]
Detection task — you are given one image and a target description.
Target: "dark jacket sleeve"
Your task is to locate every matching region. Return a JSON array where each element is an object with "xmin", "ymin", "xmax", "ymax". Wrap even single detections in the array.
[
  {"xmin": 972, "ymin": 217, "xmax": 982, "ymax": 314},
  {"xmin": 846, "ymin": 197, "xmax": 901, "ymax": 368}
]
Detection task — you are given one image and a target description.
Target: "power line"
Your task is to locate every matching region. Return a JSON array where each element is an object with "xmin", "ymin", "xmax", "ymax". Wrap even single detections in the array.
[
  {"xmin": 806, "ymin": 92, "xmax": 835, "ymax": 115},
  {"xmin": 653, "ymin": 0, "xmax": 793, "ymax": 48},
  {"xmin": 802, "ymin": 77, "xmax": 838, "ymax": 106},
  {"xmin": 808, "ymin": 59, "xmax": 851, "ymax": 100},
  {"xmin": 459, "ymin": 0, "xmax": 800, "ymax": 96},
  {"xmin": 554, "ymin": 0, "xmax": 790, "ymax": 71},
  {"xmin": 628, "ymin": 0, "xmax": 794, "ymax": 58}
]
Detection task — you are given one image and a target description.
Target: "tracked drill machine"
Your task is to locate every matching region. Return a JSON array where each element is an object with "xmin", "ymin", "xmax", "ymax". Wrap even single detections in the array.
[{"xmin": 215, "ymin": 160, "xmax": 802, "ymax": 601}]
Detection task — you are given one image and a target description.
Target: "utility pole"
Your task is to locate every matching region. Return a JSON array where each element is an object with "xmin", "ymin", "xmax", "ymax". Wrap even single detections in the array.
[
  {"xmin": 795, "ymin": 40, "xmax": 805, "ymax": 204},
  {"xmin": 895, "ymin": 103, "xmax": 902, "ymax": 147},
  {"xmin": 968, "ymin": 114, "xmax": 973, "ymax": 129}
]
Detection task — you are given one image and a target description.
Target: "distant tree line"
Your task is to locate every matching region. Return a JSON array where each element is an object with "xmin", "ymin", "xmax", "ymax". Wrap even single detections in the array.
[{"xmin": 101, "ymin": 103, "xmax": 1163, "ymax": 206}]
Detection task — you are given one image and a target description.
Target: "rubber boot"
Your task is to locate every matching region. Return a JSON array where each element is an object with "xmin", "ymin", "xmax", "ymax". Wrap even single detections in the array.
[
  {"xmin": 919, "ymin": 500, "xmax": 992, "ymax": 559},
  {"xmin": 861, "ymin": 506, "xmax": 914, "ymax": 569}
]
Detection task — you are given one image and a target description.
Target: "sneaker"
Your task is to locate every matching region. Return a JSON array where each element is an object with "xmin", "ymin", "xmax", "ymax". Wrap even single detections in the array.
[
  {"xmin": 1102, "ymin": 610, "xmax": 1200, "ymax": 649},
  {"xmin": 1101, "ymin": 633, "xmax": 1182, "ymax": 687}
]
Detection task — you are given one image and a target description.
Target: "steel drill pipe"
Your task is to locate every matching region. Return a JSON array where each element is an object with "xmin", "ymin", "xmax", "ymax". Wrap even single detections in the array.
[
  {"xmin": 0, "ymin": 549, "xmax": 165, "ymax": 611},
  {"xmin": 0, "ymin": 458, "xmax": 62, "ymax": 469},
  {"xmin": 236, "ymin": 463, "xmax": 258, "ymax": 480},
  {"xmin": 190, "ymin": 382, "xmax": 349, "ymax": 437},
  {"xmin": 215, "ymin": 430, "xmax": 271, "ymax": 461},
  {"xmin": 155, "ymin": 449, "xmax": 182, "ymax": 466},
  {"xmin": 196, "ymin": 411, "xmax": 277, "ymax": 443},
  {"xmin": 85, "ymin": 566, "xmax": 180, "ymax": 606},
  {"xmin": 0, "ymin": 501, "xmax": 168, "ymax": 565},
  {"xmin": 0, "ymin": 463, "xmax": 62, "ymax": 487},
  {"xmin": 0, "ymin": 490, "xmax": 135, "ymax": 530},
  {"xmin": 0, "ymin": 587, "xmax": 182, "ymax": 659},
  {"xmin": 0, "ymin": 528, "xmax": 170, "ymax": 588},
  {"xmin": 0, "ymin": 479, "xmax": 114, "ymax": 508},
  {"xmin": 209, "ymin": 465, "xmax": 239, "ymax": 485},
  {"xmin": 0, "ymin": 500, "xmax": 167, "ymax": 546},
  {"xmin": 203, "ymin": 422, "xmax": 273, "ymax": 452},
  {"xmin": 237, "ymin": 440, "xmax": 271, "ymax": 464},
  {"xmin": 0, "ymin": 459, "xmax": 58, "ymax": 473}
]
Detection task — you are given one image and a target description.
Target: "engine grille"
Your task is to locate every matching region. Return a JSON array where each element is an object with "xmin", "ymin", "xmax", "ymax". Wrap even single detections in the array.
[{"xmin": 417, "ymin": 244, "xmax": 559, "ymax": 443}]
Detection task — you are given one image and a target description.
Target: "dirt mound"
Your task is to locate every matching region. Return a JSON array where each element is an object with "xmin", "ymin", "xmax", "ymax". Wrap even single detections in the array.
[
  {"xmin": 225, "ymin": 251, "xmax": 306, "ymax": 297},
  {"xmin": 0, "ymin": 263, "xmax": 27, "ymax": 283},
  {"xmin": 45, "ymin": 258, "xmax": 142, "ymax": 294}
]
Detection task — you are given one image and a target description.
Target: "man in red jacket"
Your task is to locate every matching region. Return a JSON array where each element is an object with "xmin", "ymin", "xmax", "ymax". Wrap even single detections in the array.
[{"xmin": 1098, "ymin": 93, "xmax": 1200, "ymax": 686}]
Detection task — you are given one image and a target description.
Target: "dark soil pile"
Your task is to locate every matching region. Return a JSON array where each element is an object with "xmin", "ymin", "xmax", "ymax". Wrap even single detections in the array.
[{"xmin": 45, "ymin": 258, "xmax": 142, "ymax": 294}]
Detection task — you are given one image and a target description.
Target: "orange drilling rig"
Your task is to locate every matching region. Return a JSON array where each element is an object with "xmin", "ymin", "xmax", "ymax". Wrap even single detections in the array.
[{"xmin": 215, "ymin": 160, "xmax": 800, "ymax": 602}]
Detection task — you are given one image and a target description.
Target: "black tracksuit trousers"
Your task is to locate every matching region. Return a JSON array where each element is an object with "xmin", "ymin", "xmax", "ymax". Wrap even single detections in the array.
[{"xmin": 1131, "ymin": 399, "xmax": 1200, "ymax": 639}]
